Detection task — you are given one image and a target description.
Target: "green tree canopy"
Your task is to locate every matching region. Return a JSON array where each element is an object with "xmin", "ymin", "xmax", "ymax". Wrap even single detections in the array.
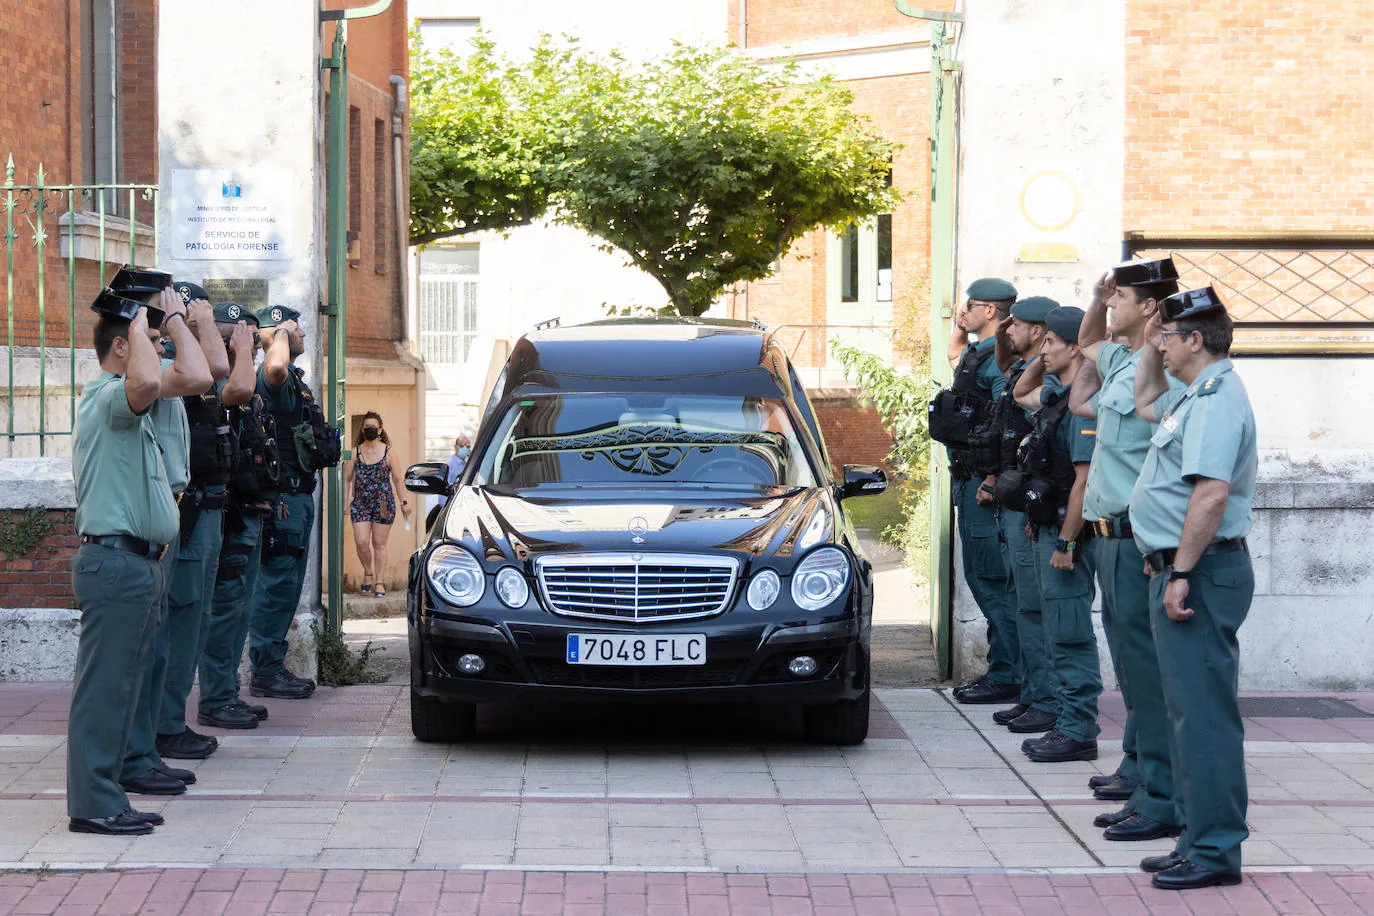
[{"xmin": 410, "ymin": 34, "xmax": 901, "ymax": 316}]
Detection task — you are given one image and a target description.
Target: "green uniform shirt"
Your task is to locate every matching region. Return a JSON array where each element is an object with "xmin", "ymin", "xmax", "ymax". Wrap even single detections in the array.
[
  {"xmin": 1043, "ymin": 376, "xmax": 1097, "ymax": 465},
  {"xmin": 149, "ymin": 358, "xmax": 191, "ymax": 495},
  {"xmin": 73, "ymin": 372, "xmax": 180, "ymax": 545},
  {"xmin": 1129, "ymin": 359, "xmax": 1257, "ymax": 554}
]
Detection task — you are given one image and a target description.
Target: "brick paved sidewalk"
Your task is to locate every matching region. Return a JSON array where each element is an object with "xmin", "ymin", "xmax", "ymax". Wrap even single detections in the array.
[{"xmin": 3, "ymin": 867, "xmax": 1374, "ymax": 915}]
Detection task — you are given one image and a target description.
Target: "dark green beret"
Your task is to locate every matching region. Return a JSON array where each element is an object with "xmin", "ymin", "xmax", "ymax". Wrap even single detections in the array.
[
  {"xmin": 257, "ymin": 304, "xmax": 301, "ymax": 328},
  {"xmin": 1045, "ymin": 306, "xmax": 1086, "ymax": 344},
  {"xmin": 173, "ymin": 281, "xmax": 210, "ymax": 304},
  {"xmin": 1010, "ymin": 295, "xmax": 1058, "ymax": 323},
  {"xmin": 213, "ymin": 301, "xmax": 259, "ymax": 326},
  {"xmin": 966, "ymin": 278, "xmax": 1018, "ymax": 303}
]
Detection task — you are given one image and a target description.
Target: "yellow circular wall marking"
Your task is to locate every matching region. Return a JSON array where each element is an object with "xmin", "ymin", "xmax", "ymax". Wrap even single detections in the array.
[{"xmin": 1019, "ymin": 170, "xmax": 1081, "ymax": 232}]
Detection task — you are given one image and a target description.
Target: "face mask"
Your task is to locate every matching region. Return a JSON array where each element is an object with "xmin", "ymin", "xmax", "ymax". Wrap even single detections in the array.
[
  {"xmin": 457, "ymin": 446, "xmax": 469, "ymax": 459},
  {"xmin": 363, "ymin": 427, "xmax": 379, "ymax": 441}
]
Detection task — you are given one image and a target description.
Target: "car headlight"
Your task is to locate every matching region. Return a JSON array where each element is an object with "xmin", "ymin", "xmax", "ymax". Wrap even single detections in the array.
[
  {"xmin": 427, "ymin": 544, "xmax": 484, "ymax": 607},
  {"xmin": 746, "ymin": 569, "xmax": 781, "ymax": 610},
  {"xmin": 494, "ymin": 566, "xmax": 529, "ymax": 608},
  {"xmin": 791, "ymin": 547, "xmax": 850, "ymax": 611},
  {"xmin": 797, "ymin": 506, "xmax": 830, "ymax": 552}
]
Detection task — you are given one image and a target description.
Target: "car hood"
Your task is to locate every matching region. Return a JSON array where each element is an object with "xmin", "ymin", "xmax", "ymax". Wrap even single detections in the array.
[{"xmin": 440, "ymin": 485, "xmax": 833, "ymax": 565}]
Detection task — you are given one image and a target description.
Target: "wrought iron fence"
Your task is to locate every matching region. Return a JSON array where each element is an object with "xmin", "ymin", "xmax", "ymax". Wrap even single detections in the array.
[{"xmin": 2, "ymin": 156, "xmax": 157, "ymax": 455}]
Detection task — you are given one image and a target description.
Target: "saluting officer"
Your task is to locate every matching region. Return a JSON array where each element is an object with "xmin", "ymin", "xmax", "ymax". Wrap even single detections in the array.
[
  {"xmin": 250, "ymin": 305, "xmax": 333, "ymax": 698},
  {"xmin": 1012, "ymin": 305, "xmax": 1102, "ymax": 763},
  {"xmin": 119, "ymin": 284, "xmax": 218, "ymax": 797},
  {"xmin": 67, "ymin": 287, "xmax": 184, "ymax": 835},
  {"xmin": 198, "ymin": 303, "xmax": 275, "ymax": 728},
  {"xmin": 1070, "ymin": 259, "xmax": 1184, "ymax": 842},
  {"xmin": 980, "ymin": 296, "xmax": 1058, "ymax": 734},
  {"xmin": 156, "ymin": 282, "xmax": 238, "ymax": 750},
  {"xmin": 945, "ymin": 278, "xmax": 1021, "ymax": 706},
  {"xmin": 1130, "ymin": 287, "xmax": 1256, "ymax": 891}
]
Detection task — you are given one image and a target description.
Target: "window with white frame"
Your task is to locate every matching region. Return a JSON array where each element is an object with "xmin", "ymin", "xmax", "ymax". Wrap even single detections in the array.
[{"xmin": 418, "ymin": 245, "xmax": 480, "ymax": 370}]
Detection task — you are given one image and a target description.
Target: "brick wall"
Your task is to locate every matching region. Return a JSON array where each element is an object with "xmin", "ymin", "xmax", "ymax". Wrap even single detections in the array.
[
  {"xmin": 120, "ymin": 0, "xmax": 158, "ymax": 184},
  {"xmin": 1126, "ymin": 1, "xmax": 1374, "ymax": 233},
  {"xmin": 0, "ymin": 510, "xmax": 78, "ymax": 609},
  {"xmin": 813, "ymin": 396, "xmax": 895, "ymax": 475},
  {"xmin": 739, "ymin": 0, "xmax": 955, "ymax": 47}
]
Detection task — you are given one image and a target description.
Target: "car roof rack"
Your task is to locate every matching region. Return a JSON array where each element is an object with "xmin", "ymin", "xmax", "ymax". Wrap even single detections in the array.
[{"xmin": 533, "ymin": 316, "xmax": 561, "ymax": 331}]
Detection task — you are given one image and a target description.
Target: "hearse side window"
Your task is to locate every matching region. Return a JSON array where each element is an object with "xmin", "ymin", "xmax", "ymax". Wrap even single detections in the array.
[
  {"xmin": 786, "ymin": 362, "xmax": 832, "ymax": 472},
  {"xmin": 474, "ymin": 394, "xmax": 818, "ymax": 489}
]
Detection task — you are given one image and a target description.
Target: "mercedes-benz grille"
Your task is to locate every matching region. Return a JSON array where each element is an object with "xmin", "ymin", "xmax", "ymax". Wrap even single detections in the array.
[{"xmin": 534, "ymin": 553, "xmax": 740, "ymax": 623}]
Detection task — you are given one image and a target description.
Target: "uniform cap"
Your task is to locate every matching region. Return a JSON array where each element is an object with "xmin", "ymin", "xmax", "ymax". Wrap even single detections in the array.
[
  {"xmin": 1045, "ymin": 306, "xmax": 1086, "ymax": 344},
  {"xmin": 257, "ymin": 304, "xmax": 301, "ymax": 328},
  {"xmin": 90, "ymin": 288, "xmax": 165, "ymax": 330},
  {"xmin": 173, "ymin": 281, "xmax": 211, "ymax": 304},
  {"xmin": 213, "ymin": 301, "xmax": 259, "ymax": 326},
  {"xmin": 108, "ymin": 265, "xmax": 172, "ymax": 303},
  {"xmin": 1112, "ymin": 258, "xmax": 1179, "ymax": 287},
  {"xmin": 1160, "ymin": 285, "xmax": 1226, "ymax": 323},
  {"xmin": 1009, "ymin": 295, "xmax": 1058, "ymax": 323},
  {"xmin": 966, "ymin": 277, "xmax": 1018, "ymax": 303}
]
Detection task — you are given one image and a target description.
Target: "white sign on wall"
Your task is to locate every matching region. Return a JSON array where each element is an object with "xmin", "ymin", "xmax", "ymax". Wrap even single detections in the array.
[{"xmin": 167, "ymin": 169, "xmax": 293, "ymax": 260}]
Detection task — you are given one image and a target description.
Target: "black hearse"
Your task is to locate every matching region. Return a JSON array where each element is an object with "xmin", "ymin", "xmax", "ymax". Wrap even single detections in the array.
[{"xmin": 403, "ymin": 318, "xmax": 886, "ymax": 744}]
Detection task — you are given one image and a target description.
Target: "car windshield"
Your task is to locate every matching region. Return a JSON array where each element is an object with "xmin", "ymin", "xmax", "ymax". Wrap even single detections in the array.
[{"xmin": 475, "ymin": 394, "xmax": 817, "ymax": 489}]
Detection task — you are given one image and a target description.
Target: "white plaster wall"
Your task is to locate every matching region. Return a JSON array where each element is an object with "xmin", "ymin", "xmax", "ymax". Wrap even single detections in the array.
[{"xmin": 157, "ymin": 0, "xmax": 324, "ymax": 666}]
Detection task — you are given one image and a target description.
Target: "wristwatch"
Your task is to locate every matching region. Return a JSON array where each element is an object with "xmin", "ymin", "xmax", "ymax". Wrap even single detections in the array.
[
  {"xmin": 1054, "ymin": 538, "xmax": 1076, "ymax": 553},
  {"xmin": 1168, "ymin": 566, "xmax": 1192, "ymax": 582}
]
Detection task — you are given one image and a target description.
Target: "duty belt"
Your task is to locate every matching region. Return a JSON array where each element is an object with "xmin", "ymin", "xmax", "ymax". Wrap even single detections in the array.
[
  {"xmin": 1144, "ymin": 537, "xmax": 1247, "ymax": 573},
  {"xmin": 1087, "ymin": 515, "xmax": 1133, "ymax": 539},
  {"xmin": 81, "ymin": 534, "xmax": 168, "ymax": 560}
]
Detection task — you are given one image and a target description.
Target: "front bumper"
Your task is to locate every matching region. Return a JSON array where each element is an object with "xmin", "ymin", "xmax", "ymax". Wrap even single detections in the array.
[{"xmin": 410, "ymin": 610, "xmax": 869, "ymax": 706}]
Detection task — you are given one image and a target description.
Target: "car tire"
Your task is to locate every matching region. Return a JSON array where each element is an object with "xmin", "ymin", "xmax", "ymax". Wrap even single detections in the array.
[
  {"xmin": 803, "ymin": 685, "xmax": 870, "ymax": 746},
  {"xmin": 410, "ymin": 689, "xmax": 477, "ymax": 742}
]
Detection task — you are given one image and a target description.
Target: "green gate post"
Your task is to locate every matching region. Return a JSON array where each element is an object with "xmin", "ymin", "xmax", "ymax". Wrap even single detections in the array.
[
  {"xmin": 320, "ymin": 0, "xmax": 393, "ymax": 634},
  {"xmin": 893, "ymin": 3, "xmax": 962, "ymax": 678}
]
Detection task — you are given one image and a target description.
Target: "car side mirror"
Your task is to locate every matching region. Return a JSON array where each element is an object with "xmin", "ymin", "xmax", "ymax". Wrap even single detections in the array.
[
  {"xmin": 839, "ymin": 465, "xmax": 887, "ymax": 500},
  {"xmin": 404, "ymin": 461, "xmax": 450, "ymax": 495}
]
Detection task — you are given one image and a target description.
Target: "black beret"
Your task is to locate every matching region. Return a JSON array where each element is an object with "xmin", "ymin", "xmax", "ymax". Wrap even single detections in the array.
[
  {"xmin": 1045, "ymin": 306, "xmax": 1086, "ymax": 344},
  {"xmin": 1010, "ymin": 296, "xmax": 1058, "ymax": 323},
  {"xmin": 966, "ymin": 278, "xmax": 1018, "ymax": 303},
  {"xmin": 1160, "ymin": 286, "xmax": 1226, "ymax": 323}
]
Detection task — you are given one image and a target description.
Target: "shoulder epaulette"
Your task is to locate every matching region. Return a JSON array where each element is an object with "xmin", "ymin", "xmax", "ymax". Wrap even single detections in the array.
[{"xmin": 1196, "ymin": 376, "xmax": 1222, "ymax": 397}]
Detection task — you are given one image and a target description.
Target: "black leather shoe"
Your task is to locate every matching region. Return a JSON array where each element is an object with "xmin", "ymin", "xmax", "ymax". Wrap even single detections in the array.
[
  {"xmin": 69, "ymin": 813, "xmax": 154, "ymax": 836},
  {"xmin": 284, "ymin": 671, "xmax": 317, "ymax": 690},
  {"xmin": 153, "ymin": 763, "xmax": 196, "ymax": 785},
  {"xmin": 155, "ymin": 729, "xmax": 217, "ymax": 760},
  {"xmin": 251, "ymin": 672, "xmax": 315, "ymax": 699},
  {"xmin": 125, "ymin": 808, "xmax": 165, "ymax": 826},
  {"xmin": 955, "ymin": 680, "xmax": 1020, "ymax": 705},
  {"xmin": 952, "ymin": 675, "xmax": 990, "ymax": 698},
  {"xmin": 1088, "ymin": 772, "xmax": 1119, "ymax": 790},
  {"xmin": 1093, "ymin": 806, "xmax": 1134, "ymax": 828},
  {"xmin": 198, "ymin": 704, "xmax": 261, "ymax": 730},
  {"xmin": 1151, "ymin": 859, "xmax": 1241, "ymax": 890},
  {"xmin": 229, "ymin": 700, "xmax": 269, "ymax": 721},
  {"xmin": 1140, "ymin": 853, "xmax": 1185, "ymax": 873},
  {"xmin": 1104, "ymin": 813, "xmax": 1183, "ymax": 842},
  {"xmin": 120, "ymin": 771, "xmax": 187, "ymax": 796},
  {"xmin": 992, "ymin": 704, "xmax": 1030, "ymax": 725},
  {"xmin": 1007, "ymin": 708, "xmax": 1057, "ymax": 733},
  {"xmin": 1093, "ymin": 775, "xmax": 1139, "ymax": 801},
  {"xmin": 1024, "ymin": 729, "xmax": 1098, "ymax": 762}
]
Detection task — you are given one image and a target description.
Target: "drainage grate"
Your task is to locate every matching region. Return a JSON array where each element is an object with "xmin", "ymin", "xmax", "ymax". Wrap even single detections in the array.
[{"xmin": 1239, "ymin": 696, "xmax": 1374, "ymax": 719}]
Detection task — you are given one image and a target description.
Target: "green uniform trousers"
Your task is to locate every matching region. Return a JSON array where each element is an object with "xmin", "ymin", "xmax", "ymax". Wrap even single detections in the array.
[
  {"xmin": 954, "ymin": 477, "xmax": 1019, "ymax": 686},
  {"xmin": 199, "ymin": 511, "xmax": 265, "ymax": 712},
  {"xmin": 121, "ymin": 539, "xmax": 179, "ymax": 782},
  {"xmin": 250, "ymin": 490, "xmax": 315, "ymax": 677},
  {"xmin": 1151, "ymin": 550, "xmax": 1253, "ymax": 875},
  {"xmin": 68, "ymin": 544, "xmax": 164, "ymax": 818},
  {"xmin": 1032, "ymin": 534, "xmax": 1101, "ymax": 743},
  {"xmin": 1100, "ymin": 536, "xmax": 1174, "ymax": 823},
  {"xmin": 158, "ymin": 506, "xmax": 225, "ymax": 736},
  {"xmin": 999, "ymin": 508, "xmax": 1056, "ymax": 714}
]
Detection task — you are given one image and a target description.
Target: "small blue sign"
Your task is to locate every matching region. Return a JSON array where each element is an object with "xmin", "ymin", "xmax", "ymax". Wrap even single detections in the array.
[
  {"xmin": 221, "ymin": 180, "xmax": 242, "ymax": 198},
  {"xmin": 566, "ymin": 634, "xmax": 578, "ymax": 663}
]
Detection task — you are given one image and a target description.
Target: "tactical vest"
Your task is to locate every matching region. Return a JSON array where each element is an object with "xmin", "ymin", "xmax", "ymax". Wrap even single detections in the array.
[
  {"xmin": 1012, "ymin": 389, "xmax": 1080, "ymax": 527},
  {"xmin": 183, "ymin": 387, "xmax": 233, "ymax": 489},
  {"xmin": 266, "ymin": 366, "xmax": 341, "ymax": 490},
  {"xmin": 927, "ymin": 344, "xmax": 996, "ymax": 450},
  {"xmin": 229, "ymin": 392, "xmax": 281, "ymax": 501},
  {"xmin": 968, "ymin": 362, "xmax": 1035, "ymax": 478}
]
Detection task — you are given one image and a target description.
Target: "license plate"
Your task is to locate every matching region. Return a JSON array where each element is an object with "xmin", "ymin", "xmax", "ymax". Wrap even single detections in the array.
[{"xmin": 566, "ymin": 634, "xmax": 706, "ymax": 666}]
